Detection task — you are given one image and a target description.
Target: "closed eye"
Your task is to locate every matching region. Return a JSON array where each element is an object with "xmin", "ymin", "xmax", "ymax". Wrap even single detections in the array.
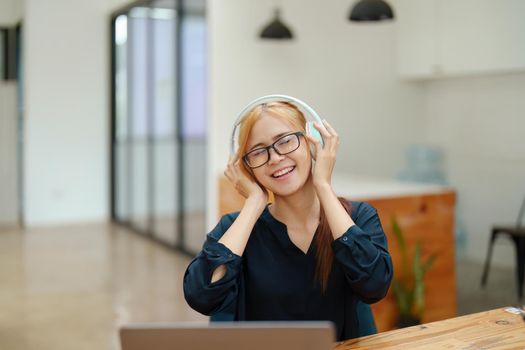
[
  {"xmin": 276, "ymin": 135, "xmax": 293, "ymax": 146},
  {"xmin": 248, "ymin": 148, "xmax": 266, "ymax": 157}
]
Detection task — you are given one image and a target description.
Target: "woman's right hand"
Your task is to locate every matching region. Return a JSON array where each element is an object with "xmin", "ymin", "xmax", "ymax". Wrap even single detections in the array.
[
  {"xmin": 224, "ymin": 159, "xmax": 268, "ymax": 205},
  {"xmin": 213, "ymin": 160, "xmax": 268, "ymax": 269}
]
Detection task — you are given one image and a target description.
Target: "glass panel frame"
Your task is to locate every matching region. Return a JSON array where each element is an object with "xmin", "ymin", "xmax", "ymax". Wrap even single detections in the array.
[
  {"xmin": 110, "ymin": 0, "xmax": 207, "ymax": 255},
  {"xmin": 0, "ymin": 28, "xmax": 5, "ymax": 80}
]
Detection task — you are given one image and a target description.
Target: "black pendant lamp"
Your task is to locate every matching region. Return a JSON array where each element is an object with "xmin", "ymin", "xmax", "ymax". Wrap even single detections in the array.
[
  {"xmin": 260, "ymin": 9, "xmax": 294, "ymax": 39},
  {"xmin": 349, "ymin": 0, "xmax": 394, "ymax": 22}
]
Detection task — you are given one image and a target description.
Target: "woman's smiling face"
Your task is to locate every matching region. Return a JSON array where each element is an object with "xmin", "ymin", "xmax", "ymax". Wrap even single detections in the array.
[{"xmin": 246, "ymin": 114, "xmax": 312, "ymax": 197}]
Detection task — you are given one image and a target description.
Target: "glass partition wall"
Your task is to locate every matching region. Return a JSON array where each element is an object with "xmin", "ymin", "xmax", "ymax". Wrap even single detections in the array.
[{"xmin": 111, "ymin": 0, "xmax": 207, "ymax": 254}]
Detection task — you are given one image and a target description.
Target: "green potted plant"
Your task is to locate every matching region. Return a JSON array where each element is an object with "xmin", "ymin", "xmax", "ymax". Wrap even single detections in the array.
[{"xmin": 391, "ymin": 216, "xmax": 436, "ymax": 327}]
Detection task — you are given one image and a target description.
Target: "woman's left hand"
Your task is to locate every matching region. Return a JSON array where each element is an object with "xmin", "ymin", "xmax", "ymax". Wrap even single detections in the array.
[{"xmin": 304, "ymin": 119, "xmax": 339, "ymax": 190}]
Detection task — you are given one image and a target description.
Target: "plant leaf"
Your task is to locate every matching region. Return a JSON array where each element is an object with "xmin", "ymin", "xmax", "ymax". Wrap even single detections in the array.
[
  {"xmin": 391, "ymin": 216, "xmax": 406, "ymax": 251},
  {"xmin": 392, "ymin": 280, "xmax": 412, "ymax": 315},
  {"xmin": 391, "ymin": 216, "xmax": 409, "ymax": 284},
  {"xmin": 413, "ymin": 243, "xmax": 425, "ymax": 316},
  {"xmin": 422, "ymin": 255, "xmax": 436, "ymax": 276}
]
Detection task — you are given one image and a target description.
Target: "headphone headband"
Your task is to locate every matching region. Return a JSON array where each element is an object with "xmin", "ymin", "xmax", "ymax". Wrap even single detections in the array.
[{"xmin": 230, "ymin": 94, "xmax": 324, "ymax": 158}]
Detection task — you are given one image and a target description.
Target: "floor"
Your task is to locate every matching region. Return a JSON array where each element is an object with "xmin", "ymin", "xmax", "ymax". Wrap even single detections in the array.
[
  {"xmin": 456, "ymin": 257, "xmax": 520, "ymax": 316},
  {"xmin": 0, "ymin": 223, "xmax": 206, "ymax": 350},
  {"xmin": 0, "ymin": 222, "xmax": 518, "ymax": 349}
]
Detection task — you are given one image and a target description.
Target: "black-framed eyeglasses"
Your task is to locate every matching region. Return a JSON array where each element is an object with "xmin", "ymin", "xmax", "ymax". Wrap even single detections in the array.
[{"xmin": 243, "ymin": 131, "xmax": 304, "ymax": 169}]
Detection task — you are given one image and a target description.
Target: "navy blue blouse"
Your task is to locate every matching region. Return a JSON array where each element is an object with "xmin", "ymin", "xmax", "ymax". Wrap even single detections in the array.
[{"xmin": 183, "ymin": 201, "xmax": 393, "ymax": 341}]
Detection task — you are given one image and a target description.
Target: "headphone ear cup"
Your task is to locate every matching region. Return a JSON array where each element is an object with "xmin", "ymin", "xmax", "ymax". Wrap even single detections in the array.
[
  {"xmin": 306, "ymin": 121, "xmax": 324, "ymax": 146},
  {"xmin": 306, "ymin": 121, "xmax": 324, "ymax": 160}
]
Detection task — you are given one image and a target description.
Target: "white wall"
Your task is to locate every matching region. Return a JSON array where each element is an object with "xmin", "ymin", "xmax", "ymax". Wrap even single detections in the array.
[
  {"xmin": 206, "ymin": 0, "xmax": 425, "ymax": 228},
  {"xmin": 23, "ymin": 0, "xmax": 112, "ymax": 225},
  {"xmin": 0, "ymin": 0, "xmax": 22, "ymax": 25},
  {"xmin": 106, "ymin": 0, "xmax": 136, "ymax": 14},
  {"xmin": 423, "ymin": 73, "xmax": 525, "ymax": 267}
]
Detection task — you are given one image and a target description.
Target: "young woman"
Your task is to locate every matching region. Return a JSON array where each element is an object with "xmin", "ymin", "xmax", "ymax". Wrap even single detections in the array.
[{"xmin": 183, "ymin": 100, "xmax": 392, "ymax": 340}]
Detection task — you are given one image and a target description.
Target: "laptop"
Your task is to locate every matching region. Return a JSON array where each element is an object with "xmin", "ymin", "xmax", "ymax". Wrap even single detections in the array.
[{"xmin": 120, "ymin": 321, "xmax": 335, "ymax": 350}]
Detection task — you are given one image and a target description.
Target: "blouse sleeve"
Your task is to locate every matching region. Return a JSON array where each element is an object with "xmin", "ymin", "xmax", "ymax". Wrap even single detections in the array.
[
  {"xmin": 332, "ymin": 202, "xmax": 393, "ymax": 304},
  {"xmin": 183, "ymin": 213, "xmax": 243, "ymax": 316}
]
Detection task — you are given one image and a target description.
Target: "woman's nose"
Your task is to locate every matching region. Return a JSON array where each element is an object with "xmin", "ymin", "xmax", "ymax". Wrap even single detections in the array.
[{"xmin": 267, "ymin": 147, "xmax": 284, "ymax": 165}]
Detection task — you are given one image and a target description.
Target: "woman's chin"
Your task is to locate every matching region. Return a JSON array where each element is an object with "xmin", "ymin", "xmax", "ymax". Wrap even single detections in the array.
[{"xmin": 266, "ymin": 180, "xmax": 304, "ymax": 198}]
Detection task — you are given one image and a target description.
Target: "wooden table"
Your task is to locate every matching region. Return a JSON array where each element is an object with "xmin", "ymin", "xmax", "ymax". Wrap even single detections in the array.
[{"xmin": 335, "ymin": 308, "xmax": 525, "ymax": 349}]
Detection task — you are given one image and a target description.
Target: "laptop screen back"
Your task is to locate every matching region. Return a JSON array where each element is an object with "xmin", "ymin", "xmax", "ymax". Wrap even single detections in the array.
[{"xmin": 120, "ymin": 322, "xmax": 335, "ymax": 350}]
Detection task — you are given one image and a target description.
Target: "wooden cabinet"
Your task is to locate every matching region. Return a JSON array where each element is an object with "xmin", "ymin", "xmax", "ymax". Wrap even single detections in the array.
[
  {"xmin": 218, "ymin": 175, "xmax": 457, "ymax": 332},
  {"xmin": 365, "ymin": 192, "xmax": 456, "ymax": 331},
  {"xmin": 396, "ymin": 0, "xmax": 525, "ymax": 79}
]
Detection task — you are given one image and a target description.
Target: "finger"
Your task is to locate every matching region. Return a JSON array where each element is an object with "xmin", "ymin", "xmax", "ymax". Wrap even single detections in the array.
[
  {"xmin": 322, "ymin": 120, "xmax": 338, "ymax": 138},
  {"xmin": 313, "ymin": 121, "xmax": 331, "ymax": 138},
  {"xmin": 227, "ymin": 162, "xmax": 235, "ymax": 176},
  {"xmin": 232, "ymin": 161, "xmax": 245, "ymax": 178},
  {"xmin": 225, "ymin": 160, "xmax": 240, "ymax": 181},
  {"xmin": 233, "ymin": 159, "xmax": 243, "ymax": 170},
  {"xmin": 228, "ymin": 154, "xmax": 238, "ymax": 165},
  {"xmin": 313, "ymin": 121, "xmax": 336, "ymax": 150},
  {"xmin": 229, "ymin": 167, "xmax": 240, "ymax": 182},
  {"xmin": 318, "ymin": 120, "xmax": 340, "ymax": 152},
  {"xmin": 224, "ymin": 168, "xmax": 234, "ymax": 182},
  {"xmin": 320, "ymin": 120, "xmax": 339, "ymax": 152}
]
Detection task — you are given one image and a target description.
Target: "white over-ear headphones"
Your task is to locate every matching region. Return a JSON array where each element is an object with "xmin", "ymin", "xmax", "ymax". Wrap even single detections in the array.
[{"xmin": 230, "ymin": 94, "xmax": 326, "ymax": 159}]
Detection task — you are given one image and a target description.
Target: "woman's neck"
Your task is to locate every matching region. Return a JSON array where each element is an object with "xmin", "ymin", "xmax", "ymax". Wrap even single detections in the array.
[{"xmin": 270, "ymin": 178, "xmax": 320, "ymax": 228}]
